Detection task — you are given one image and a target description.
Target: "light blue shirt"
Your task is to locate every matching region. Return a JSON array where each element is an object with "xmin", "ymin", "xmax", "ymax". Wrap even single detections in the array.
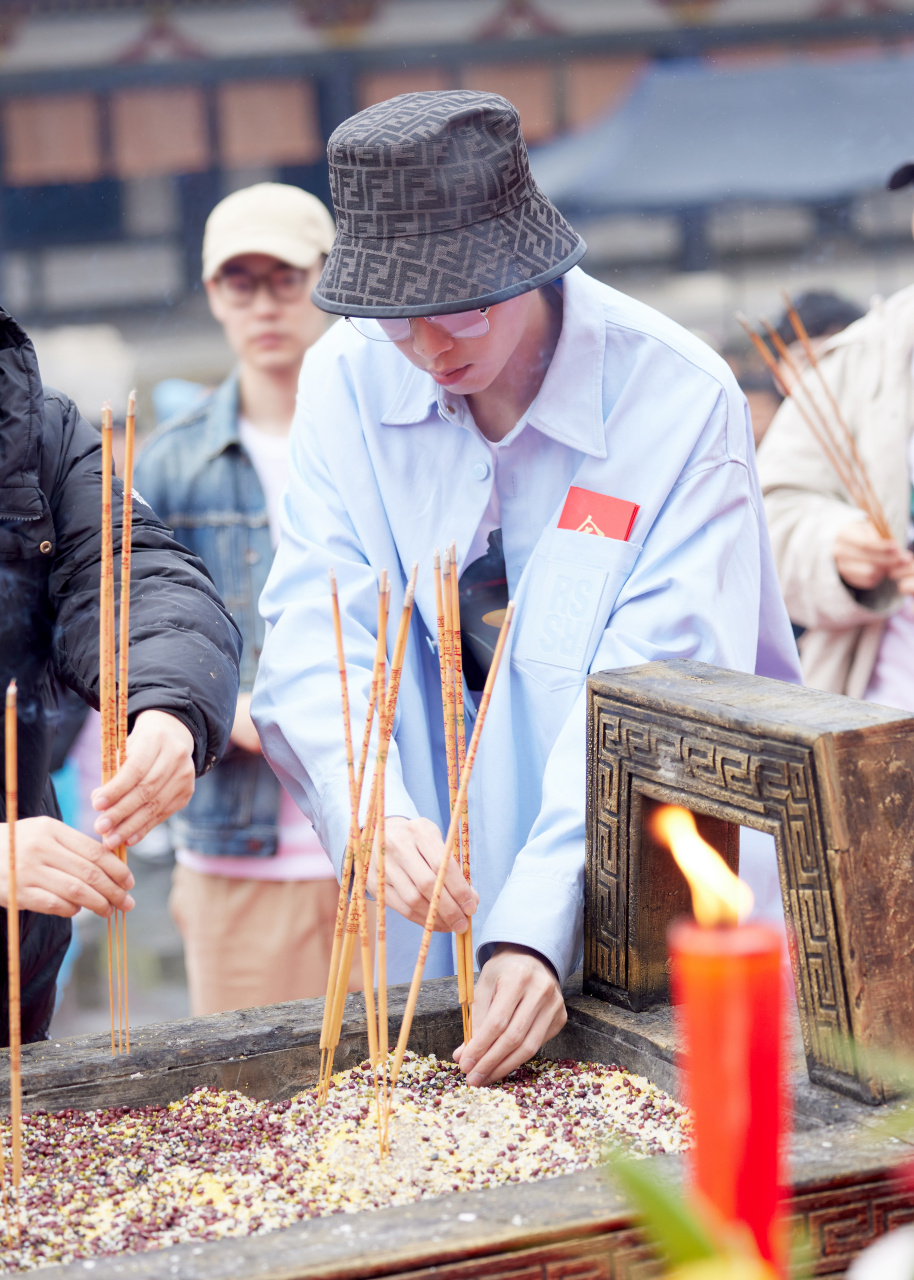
[{"xmin": 252, "ymin": 266, "xmax": 800, "ymax": 986}]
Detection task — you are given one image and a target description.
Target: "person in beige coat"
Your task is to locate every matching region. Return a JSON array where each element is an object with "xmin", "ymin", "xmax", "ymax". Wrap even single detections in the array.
[{"xmin": 757, "ymin": 274, "xmax": 914, "ymax": 700}]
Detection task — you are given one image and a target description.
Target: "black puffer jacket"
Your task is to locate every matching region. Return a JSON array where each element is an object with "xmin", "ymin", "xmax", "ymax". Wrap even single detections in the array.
[{"xmin": 0, "ymin": 309, "xmax": 242, "ymax": 1042}]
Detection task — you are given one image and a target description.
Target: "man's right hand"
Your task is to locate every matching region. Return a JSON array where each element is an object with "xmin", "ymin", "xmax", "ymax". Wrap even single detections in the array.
[
  {"xmin": 0, "ymin": 817, "xmax": 135, "ymax": 918},
  {"xmin": 366, "ymin": 816, "xmax": 478, "ymax": 933},
  {"xmin": 834, "ymin": 519, "xmax": 914, "ymax": 592}
]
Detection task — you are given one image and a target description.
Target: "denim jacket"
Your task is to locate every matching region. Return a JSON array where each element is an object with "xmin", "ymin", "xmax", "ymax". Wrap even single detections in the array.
[{"xmin": 135, "ymin": 374, "xmax": 281, "ymax": 857}]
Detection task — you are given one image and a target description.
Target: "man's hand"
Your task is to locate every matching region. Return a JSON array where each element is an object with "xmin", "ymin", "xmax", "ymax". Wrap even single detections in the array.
[
  {"xmin": 452, "ymin": 944, "xmax": 566, "ymax": 1085},
  {"xmin": 0, "ymin": 817, "xmax": 134, "ymax": 918},
  {"xmin": 366, "ymin": 816, "xmax": 478, "ymax": 933},
  {"xmin": 92, "ymin": 709, "xmax": 195, "ymax": 850},
  {"xmin": 229, "ymin": 692, "xmax": 262, "ymax": 755},
  {"xmin": 834, "ymin": 520, "xmax": 913, "ymax": 591}
]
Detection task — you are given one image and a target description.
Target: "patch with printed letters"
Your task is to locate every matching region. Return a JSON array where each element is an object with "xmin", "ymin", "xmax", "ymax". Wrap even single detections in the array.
[
  {"xmin": 530, "ymin": 560, "xmax": 607, "ymax": 669},
  {"xmin": 557, "ymin": 487, "xmax": 639, "ymax": 541}
]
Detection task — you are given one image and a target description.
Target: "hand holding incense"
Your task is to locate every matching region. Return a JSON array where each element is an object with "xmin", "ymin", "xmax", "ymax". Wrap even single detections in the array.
[{"xmin": 390, "ymin": 601, "xmax": 515, "ymax": 1086}]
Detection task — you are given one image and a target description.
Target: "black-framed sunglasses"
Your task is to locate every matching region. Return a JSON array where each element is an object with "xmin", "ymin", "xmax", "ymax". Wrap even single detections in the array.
[
  {"xmin": 215, "ymin": 264, "xmax": 310, "ymax": 306},
  {"xmin": 346, "ymin": 308, "xmax": 491, "ymax": 342}
]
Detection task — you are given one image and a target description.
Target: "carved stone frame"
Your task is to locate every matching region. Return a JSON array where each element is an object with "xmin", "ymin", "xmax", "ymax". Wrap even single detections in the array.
[{"xmin": 585, "ymin": 660, "xmax": 914, "ymax": 1104}]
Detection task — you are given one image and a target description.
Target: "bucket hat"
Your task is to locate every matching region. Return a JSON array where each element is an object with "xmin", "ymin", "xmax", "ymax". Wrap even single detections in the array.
[{"xmin": 313, "ymin": 90, "xmax": 586, "ymax": 318}]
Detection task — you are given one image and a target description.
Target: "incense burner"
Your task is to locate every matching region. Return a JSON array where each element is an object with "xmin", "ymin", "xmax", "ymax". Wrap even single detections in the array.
[
  {"xmin": 3, "ymin": 657, "xmax": 914, "ymax": 1277},
  {"xmin": 1, "ymin": 974, "xmax": 909, "ymax": 1280},
  {"xmin": 585, "ymin": 658, "xmax": 914, "ymax": 1104}
]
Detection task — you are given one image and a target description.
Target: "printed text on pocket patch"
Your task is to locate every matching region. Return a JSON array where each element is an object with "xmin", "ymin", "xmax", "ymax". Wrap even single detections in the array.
[{"xmin": 529, "ymin": 561, "xmax": 608, "ymax": 669}]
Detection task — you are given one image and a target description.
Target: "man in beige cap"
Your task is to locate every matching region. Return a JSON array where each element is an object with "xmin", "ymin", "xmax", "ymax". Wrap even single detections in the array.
[{"xmin": 135, "ymin": 183, "xmax": 349, "ymax": 1015}]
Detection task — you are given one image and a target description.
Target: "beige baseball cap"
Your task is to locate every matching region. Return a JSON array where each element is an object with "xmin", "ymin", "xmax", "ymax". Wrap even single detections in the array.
[{"xmin": 201, "ymin": 183, "xmax": 336, "ymax": 281}]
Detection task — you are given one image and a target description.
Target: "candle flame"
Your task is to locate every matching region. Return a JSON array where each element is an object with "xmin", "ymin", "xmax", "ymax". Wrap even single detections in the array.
[{"xmin": 653, "ymin": 805, "xmax": 754, "ymax": 927}]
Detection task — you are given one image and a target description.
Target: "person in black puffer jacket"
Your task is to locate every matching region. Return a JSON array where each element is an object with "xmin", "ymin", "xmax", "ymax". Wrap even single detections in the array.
[{"xmin": 0, "ymin": 309, "xmax": 242, "ymax": 1043}]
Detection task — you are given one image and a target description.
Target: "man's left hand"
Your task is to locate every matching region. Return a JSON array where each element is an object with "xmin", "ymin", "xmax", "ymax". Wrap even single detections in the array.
[
  {"xmin": 91, "ymin": 710, "xmax": 195, "ymax": 849},
  {"xmin": 452, "ymin": 943, "xmax": 566, "ymax": 1085}
]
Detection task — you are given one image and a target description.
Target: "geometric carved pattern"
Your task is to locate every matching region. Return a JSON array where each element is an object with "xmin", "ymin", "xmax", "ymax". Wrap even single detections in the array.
[
  {"xmin": 586, "ymin": 688, "xmax": 855, "ymax": 1095},
  {"xmin": 382, "ymin": 1176, "xmax": 913, "ymax": 1278},
  {"xmin": 791, "ymin": 1173, "xmax": 914, "ymax": 1275}
]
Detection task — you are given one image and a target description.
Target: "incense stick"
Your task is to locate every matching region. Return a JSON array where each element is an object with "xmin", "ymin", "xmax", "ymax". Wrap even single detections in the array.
[
  {"xmin": 100, "ymin": 406, "xmax": 118, "ymax": 1057},
  {"xmin": 5, "ymin": 682, "xmax": 21, "ymax": 1232},
  {"xmin": 448, "ymin": 543, "xmax": 474, "ymax": 1039},
  {"xmin": 736, "ymin": 315, "xmax": 878, "ymax": 527},
  {"xmin": 435, "ymin": 553, "xmax": 467, "ymax": 1035},
  {"xmin": 373, "ymin": 652, "xmax": 389, "ymax": 1154},
  {"xmin": 737, "ymin": 314, "xmax": 885, "ymax": 540},
  {"xmin": 320, "ymin": 569, "xmax": 416, "ymax": 1099},
  {"xmin": 763, "ymin": 318, "xmax": 886, "ymax": 533},
  {"xmin": 390, "ymin": 602, "xmax": 515, "ymax": 1087},
  {"xmin": 116, "ymin": 391, "xmax": 136, "ymax": 1053},
  {"xmin": 780, "ymin": 291, "xmax": 890, "ymax": 539},
  {"xmin": 318, "ymin": 575, "xmax": 387, "ymax": 1096},
  {"xmin": 329, "ymin": 571, "xmax": 379, "ymax": 1096},
  {"xmin": 320, "ymin": 580, "xmax": 388, "ymax": 1103}
]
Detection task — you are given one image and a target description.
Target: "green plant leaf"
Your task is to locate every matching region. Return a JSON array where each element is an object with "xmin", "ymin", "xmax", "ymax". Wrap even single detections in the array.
[{"xmin": 605, "ymin": 1149, "xmax": 720, "ymax": 1267}]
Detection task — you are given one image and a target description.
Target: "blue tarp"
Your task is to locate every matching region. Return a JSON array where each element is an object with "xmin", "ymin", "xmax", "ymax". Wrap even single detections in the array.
[{"xmin": 531, "ymin": 53, "xmax": 914, "ymax": 214}]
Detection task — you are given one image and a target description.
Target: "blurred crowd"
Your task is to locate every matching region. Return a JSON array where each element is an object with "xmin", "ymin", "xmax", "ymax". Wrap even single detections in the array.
[{"xmin": 8, "ymin": 88, "xmax": 914, "ymax": 1035}]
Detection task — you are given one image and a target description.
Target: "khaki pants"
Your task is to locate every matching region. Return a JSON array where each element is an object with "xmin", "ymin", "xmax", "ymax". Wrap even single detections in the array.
[{"xmin": 170, "ymin": 864, "xmax": 372, "ymax": 1017}]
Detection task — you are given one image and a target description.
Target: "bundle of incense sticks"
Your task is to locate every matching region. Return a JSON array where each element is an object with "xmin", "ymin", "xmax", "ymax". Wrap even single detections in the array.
[
  {"xmin": 737, "ymin": 297, "xmax": 890, "ymax": 539},
  {"xmin": 100, "ymin": 397, "xmax": 136, "ymax": 1057},
  {"xmin": 434, "ymin": 545, "xmax": 474, "ymax": 1043},
  {"xmin": 390, "ymin": 599, "xmax": 515, "ymax": 1087},
  {"xmin": 318, "ymin": 565, "xmax": 416, "ymax": 1130},
  {"xmin": 5, "ymin": 681, "xmax": 21, "ymax": 1244},
  {"xmin": 318, "ymin": 562, "xmax": 513, "ymax": 1151}
]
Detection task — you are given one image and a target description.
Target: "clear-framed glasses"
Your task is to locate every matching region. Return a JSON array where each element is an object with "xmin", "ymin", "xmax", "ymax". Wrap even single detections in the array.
[
  {"xmin": 214, "ymin": 264, "xmax": 309, "ymax": 307},
  {"xmin": 346, "ymin": 308, "xmax": 490, "ymax": 343}
]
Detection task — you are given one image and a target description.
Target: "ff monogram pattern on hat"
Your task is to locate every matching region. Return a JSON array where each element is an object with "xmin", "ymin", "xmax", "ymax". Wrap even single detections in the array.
[{"xmin": 314, "ymin": 90, "xmax": 585, "ymax": 317}]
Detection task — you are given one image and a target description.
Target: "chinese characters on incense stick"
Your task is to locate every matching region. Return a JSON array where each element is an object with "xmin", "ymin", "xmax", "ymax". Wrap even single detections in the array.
[
  {"xmin": 318, "ymin": 553, "xmax": 514, "ymax": 1155},
  {"xmin": 100, "ymin": 395, "xmax": 136, "ymax": 1058}
]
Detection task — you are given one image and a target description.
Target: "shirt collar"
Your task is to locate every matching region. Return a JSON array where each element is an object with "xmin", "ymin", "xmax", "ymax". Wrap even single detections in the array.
[
  {"xmin": 380, "ymin": 360, "xmax": 441, "ymax": 427},
  {"xmin": 203, "ymin": 372, "xmax": 243, "ymax": 460},
  {"xmin": 525, "ymin": 268, "xmax": 607, "ymax": 459},
  {"xmin": 378, "ymin": 268, "xmax": 607, "ymax": 457}
]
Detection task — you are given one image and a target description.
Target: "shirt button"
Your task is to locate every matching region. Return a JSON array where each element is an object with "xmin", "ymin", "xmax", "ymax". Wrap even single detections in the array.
[
  {"xmin": 472, "ymin": 462, "xmax": 489, "ymax": 481},
  {"xmin": 39, "ymin": 540, "xmax": 52, "ymax": 554},
  {"xmin": 445, "ymin": 404, "xmax": 456, "ymax": 414},
  {"xmin": 245, "ymin": 550, "xmax": 260, "ymax": 564}
]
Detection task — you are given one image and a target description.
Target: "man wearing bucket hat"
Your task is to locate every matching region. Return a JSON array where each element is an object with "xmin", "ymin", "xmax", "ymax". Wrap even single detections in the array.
[
  {"xmin": 136, "ymin": 183, "xmax": 352, "ymax": 1016},
  {"xmin": 253, "ymin": 93, "xmax": 800, "ymax": 1083}
]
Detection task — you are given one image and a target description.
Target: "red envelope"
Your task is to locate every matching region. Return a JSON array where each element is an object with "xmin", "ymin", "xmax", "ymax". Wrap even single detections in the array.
[{"xmin": 558, "ymin": 487, "xmax": 639, "ymax": 541}]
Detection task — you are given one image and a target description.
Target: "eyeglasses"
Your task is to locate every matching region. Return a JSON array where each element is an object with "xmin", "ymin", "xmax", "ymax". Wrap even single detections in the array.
[
  {"xmin": 214, "ymin": 264, "xmax": 309, "ymax": 307},
  {"xmin": 346, "ymin": 308, "xmax": 490, "ymax": 343}
]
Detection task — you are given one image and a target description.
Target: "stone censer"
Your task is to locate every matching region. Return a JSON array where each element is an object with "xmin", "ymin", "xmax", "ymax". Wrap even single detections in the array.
[{"xmin": 5, "ymin": 659, "xmax": 914, "ymax": 1279}]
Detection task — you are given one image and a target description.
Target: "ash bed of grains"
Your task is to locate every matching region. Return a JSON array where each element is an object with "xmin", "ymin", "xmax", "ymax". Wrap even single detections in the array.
[{"xmin": 0, "ymin": 1055, "xmax": 690, "ymax": 1272}]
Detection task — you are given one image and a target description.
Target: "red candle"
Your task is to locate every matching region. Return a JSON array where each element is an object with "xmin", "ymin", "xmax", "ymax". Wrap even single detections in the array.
[{"xmin": 669, "ymin": 919, "xmax": 786, "ymax": 1266}]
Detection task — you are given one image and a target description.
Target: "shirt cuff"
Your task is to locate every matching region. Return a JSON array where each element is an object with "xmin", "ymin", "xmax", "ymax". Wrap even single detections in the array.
[{"xmin": 474, "ymin": 871, "xmax": 583, "ymax": 985}]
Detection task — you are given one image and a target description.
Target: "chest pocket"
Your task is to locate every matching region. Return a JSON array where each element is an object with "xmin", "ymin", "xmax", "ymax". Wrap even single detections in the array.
[{"xmin": 513, "ymin": 528, "xmax": 641, "ymax": 689}]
